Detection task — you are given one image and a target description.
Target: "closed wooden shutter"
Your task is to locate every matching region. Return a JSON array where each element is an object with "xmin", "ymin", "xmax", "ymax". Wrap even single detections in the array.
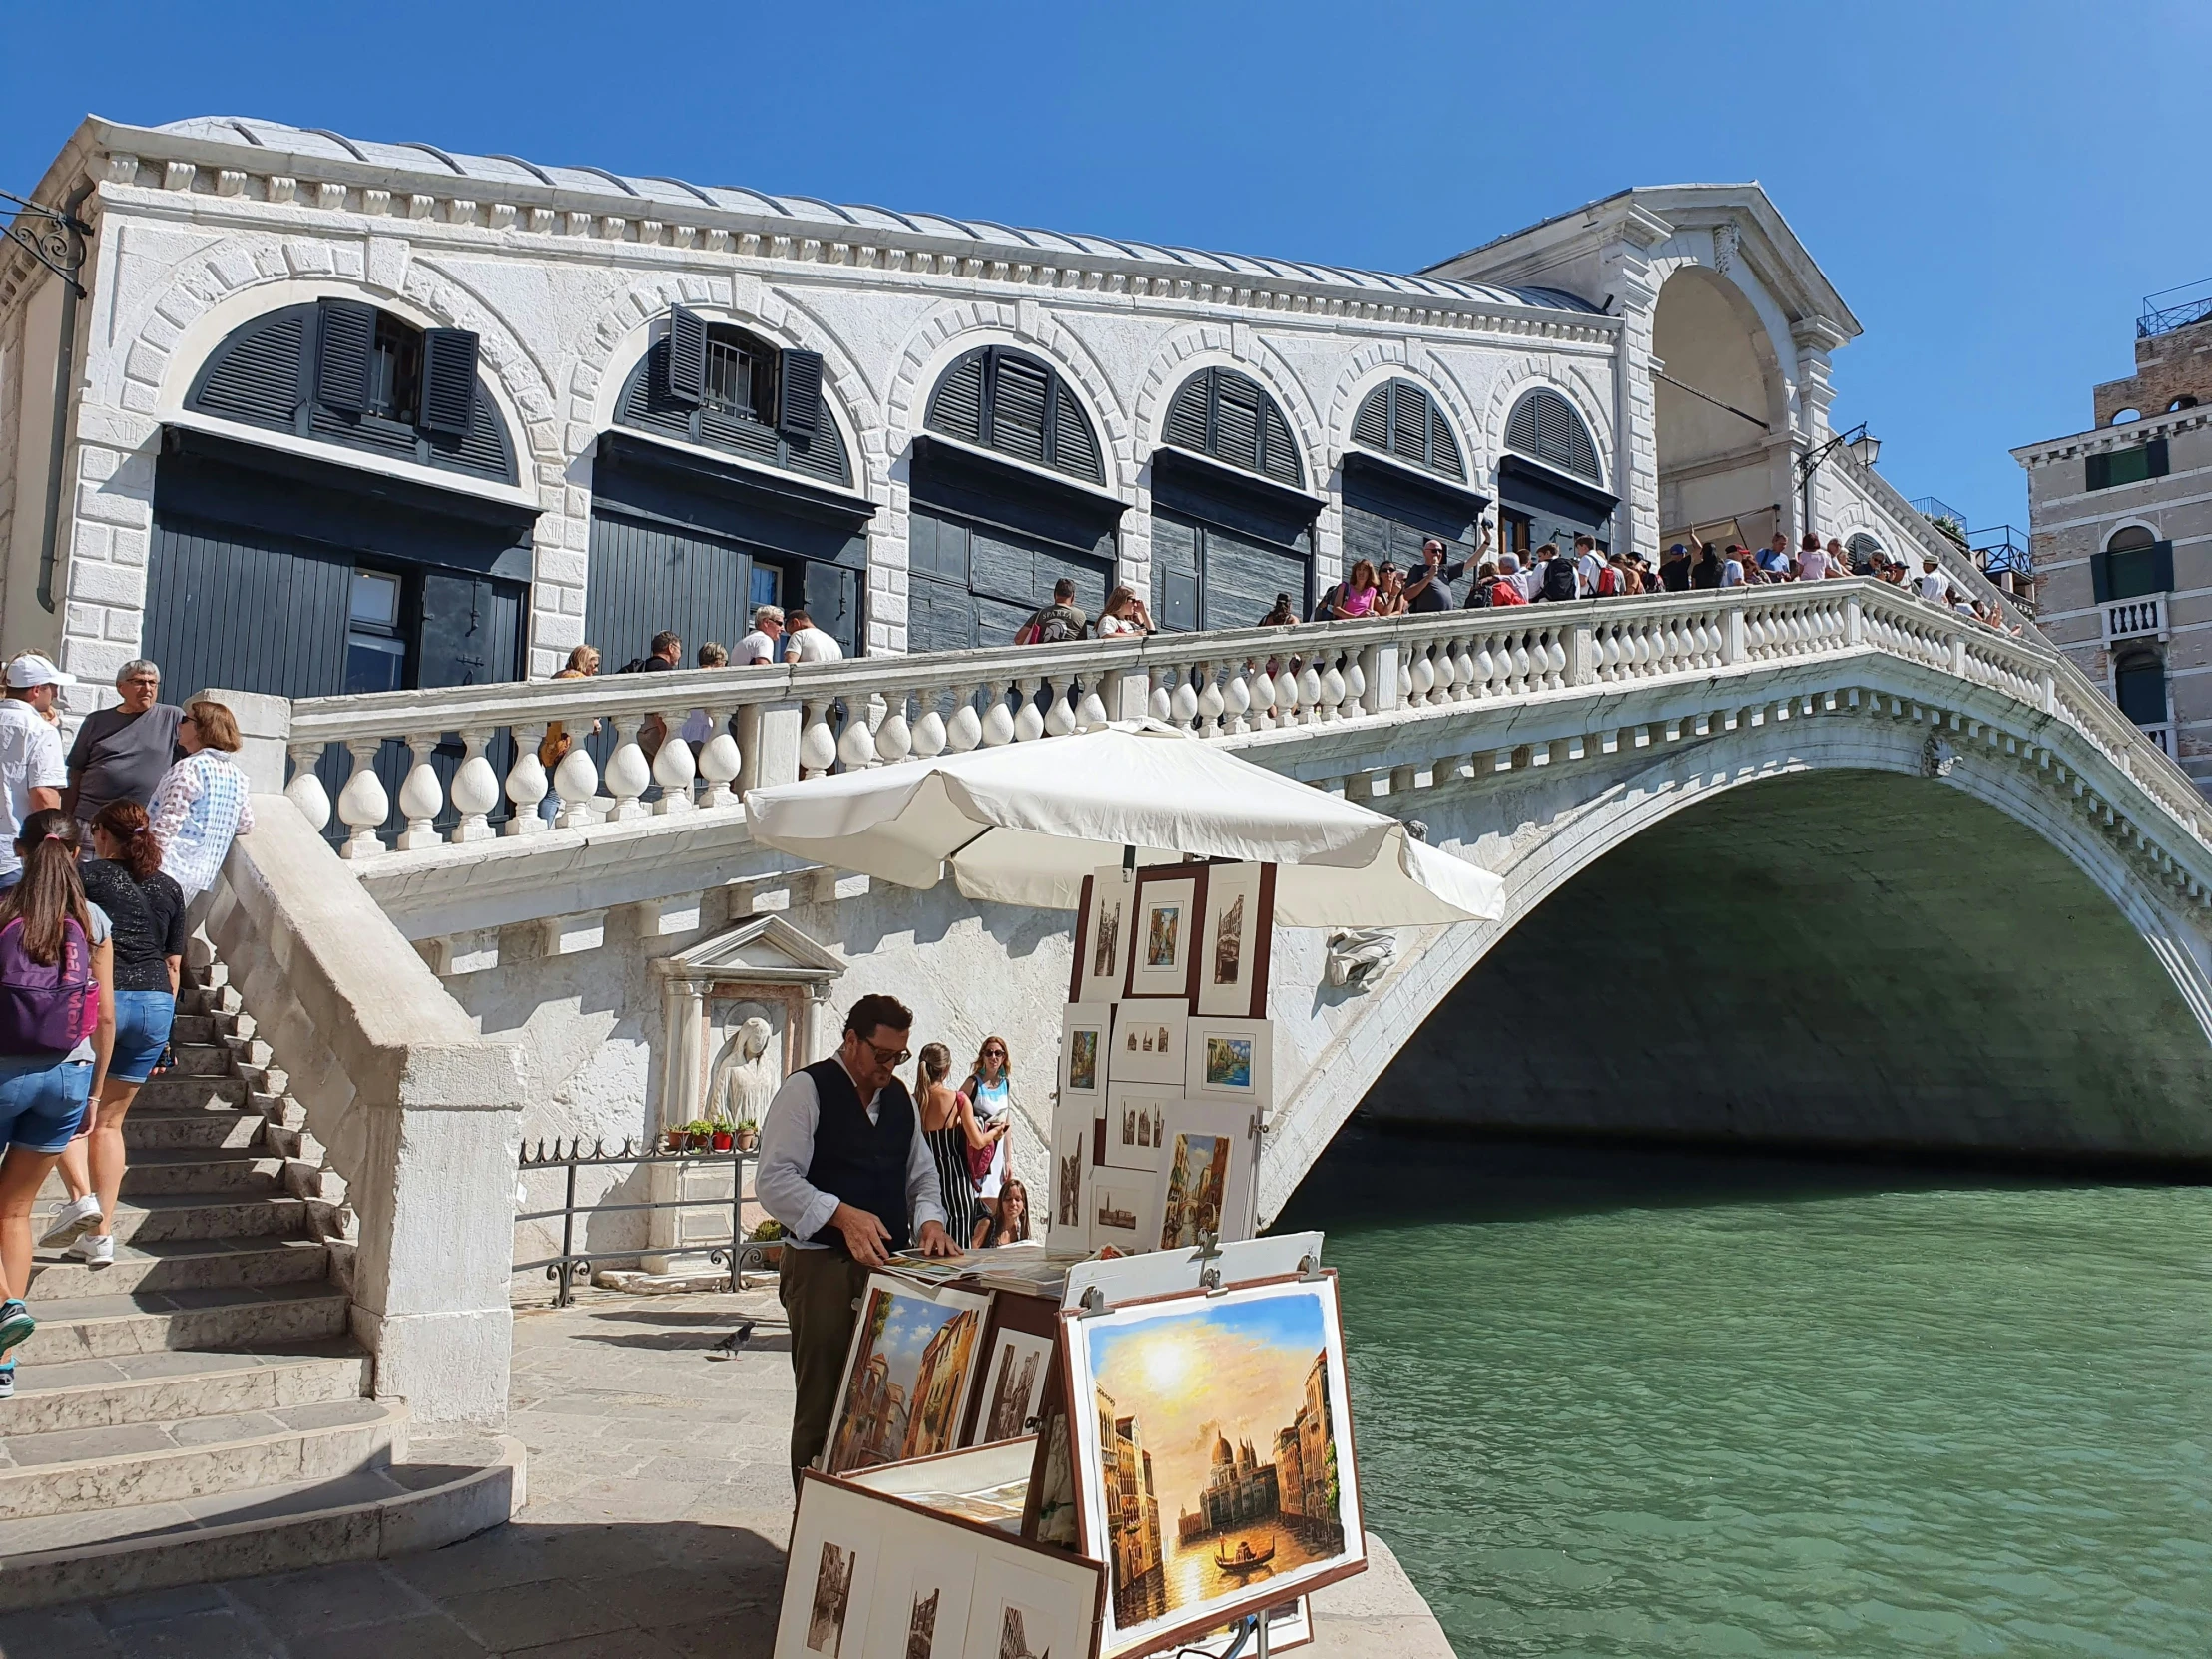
[
  {"xmin": 419, "ymin": 329, "xmax": 479, "ymax": 437},
  {"xmin": 313, "ymin": 300, "xmax": 376, "ymax": 415},
  {"xmin": 991, "ymin": 354, "xmax": 1052, "ymax": 467},
  {"xmin": 1391, "ymin": 383, "xmax": 1429, "ymax": 464},
  {"xmin": 1203, "ymin": 523, "xmax": 1306, "ymax": 630},
  {"xmin": 2085, "ymin": 453, "xmax": 2111, "ymax": 491},
  {"xmin": 666, "ymin": 305, "xmax": 707, "ymax": 405},
  {"xmin": 928, "ymin": 351, "xmax": 987, "ymax": 444},
  {"xmin": 145, "ymin": 511, "xmax": 354, "ymax": 702},
  {"xmin": 1352, "ymin": 385, "xmax": 1390, "ymax": 451},
  {"xmin": 2147, "ymin": 438, "xmax": 2170, "ymax": 478},
  {"xmin": 1506, "ymin": 389, "xmax": 1599, "ymax": 482},
  {"xmin": 585, "ymin": 508, "xmax": 755, "ymax": 674},
  {"xmin": 1258, "ymin": 403, "xmax": 1301, "ymax": 488},
  {"xmin": 1216, "ymin": 375, "xmax": 1262, "ymax": 472},
  {"xmin": 1164, "ymin": 376, "xmax": 1211, "ymax": 451},
  {"xmin": 1152, "ymin": 514, "xmax": 1201, "ymax": 631},
  {"xmin": 1429, "ymin": 413, "xmax": 1465, "ymax": 481},
  {"xmin": 778, "ymin": 349, "xmax": 825, "ymax": 442},
  {"xmin": 192, "ymin": 309, "xmax": 306, "ymax": 430},
  {"xmin": 1051, "ymin": 383, "xmax": 1104, "ymax": 483}
]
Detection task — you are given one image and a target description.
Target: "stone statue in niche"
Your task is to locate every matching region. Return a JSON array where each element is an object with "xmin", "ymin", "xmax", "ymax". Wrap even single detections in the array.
[{"xmin": 706, "ymin": 1014, "xmax": 781, "ymax": 1125}]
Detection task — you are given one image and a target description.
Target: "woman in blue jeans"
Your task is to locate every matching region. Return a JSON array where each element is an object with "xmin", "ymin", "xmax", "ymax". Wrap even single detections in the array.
[
  {"xmin": 0, "ymin": 811, "xmax": 115, "ymax": 1396},
  {"xmin": 44, "ymin": 800, "xmax": 184, "ymax": 1270}
]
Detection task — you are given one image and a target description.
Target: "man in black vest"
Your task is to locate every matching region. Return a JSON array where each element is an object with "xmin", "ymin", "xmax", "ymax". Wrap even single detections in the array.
[{"xmin": 757, "ymin": 993, "xmax": 956, "ymax": 1480}]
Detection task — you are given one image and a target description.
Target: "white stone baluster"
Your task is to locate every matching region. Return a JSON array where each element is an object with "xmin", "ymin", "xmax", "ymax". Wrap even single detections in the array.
[
  {"xmin": 1148, "ymin": 667, "xmax": 1173, "ymax": 723},
  {"xmin": 395, "ymin": 732, "xmax": 445, "ymax": 851},
  {"xmin": 1169, "ymin": 665, "xmax": 1201, "ymax": 731},
  {"xmin": 1508, "ymin": 634, "xmax": 1532, "ymax": 693},
  {"xmin": 553, "ymin": 743, "xmax": 598, "ymax": 830},
  {"xmin": 1293, "ymin": 659, "xmax": 1320, "ymax": 724},
  {"xmin": 1546, "ymin": 633, "xmax": 1569, "ymax": 688},
  {"xmin": 1318, "ymin": 653, "xmax": 1347, "ymax": 722},
  {"xmin": 1043, "ymin": 675, "xmax": 1077, "ymax": 738},
  {"xmin": 980, "ymin": 681, "xmax": 1016, "ymax": 747},
  {"xmin": 1195, "ymin": 663, "xmax": 1225, "ymax": 737},
  {"xmin": 285, "ymin": 742, "xmax": 331, "ymax": 832},
  {"xmin": 1075, "ymin": 676, "xmax": 1109, "ymax": 731},
  {"xmin": 653, "ymin": 730, "xmax": 698, "ymax": 814},
  {"xmin": 877, "ymin": 689, "xmax": 914, "ymax": 762},
  {"xmin": 912, "ymin": 686, "xmax": 949, "ymax": 757},
  {"xmin": 336, "ymin": 739, "xmax": 389, "ymax": 860},
  {"xmin": 1342, "ymin": 653, "xmax": 1366, "ymax": 716},
  {"xmin": 1012, "ymin": 677, "xmax": 1047, "ymax": 743},
  {"xmin": 604, "ymin": 718, "xmax": 652, "ymax": 818},
  {"xmin": 1408, "ymin": 640, "xmax": 1436, "ymax": 706},
  {"xmin": 448, "ymin": 727, "xmax": 501, "ymax": 842},
  {"xmin": 504, "ymin": 727, "xmax": 548, "ymax": 835},
  {"xmin": 1223, "ymin": 663, "xmax": 1253, "ymax": 735},
  {"xmin": 944, "ymin": 686, "xmax": 983, "ymax": 753},
  {"xmin": 698, "ymin": 709, "xmax": 743, "ymax": 808},
  {"xmin": 800, "ymin": 700, "xmax": 839, "ymax": 777},
  {"xmin": 837, "ymin": 697, "xmax": 879, "ymax": 769}
]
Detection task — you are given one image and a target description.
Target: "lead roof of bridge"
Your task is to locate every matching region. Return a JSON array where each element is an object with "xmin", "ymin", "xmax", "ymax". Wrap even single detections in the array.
[{"xmin": 147, "ymin": 117, "xmax": 1603, "ymax": 316}]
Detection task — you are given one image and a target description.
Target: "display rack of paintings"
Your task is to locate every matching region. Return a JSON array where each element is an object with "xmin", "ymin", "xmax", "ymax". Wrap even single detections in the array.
[
  {"xmin": 1124, "ymin": 866, "xmax": 1206, "ymax": 1002},
  {"xmin": 1061, "ymin": 1273, "xmax": 1366, "ymax": 1658},
  {"xmin": 776, "ymin": 1464, "xmax": 1103, "ymax": 1659},
  {"xmin": 1195, "ymin": 862, "xmax": 1275, "ymax": 1020},
  {"xmin": 823, "ymin": 1276, "xmax": 992, "ymax": 1476}
]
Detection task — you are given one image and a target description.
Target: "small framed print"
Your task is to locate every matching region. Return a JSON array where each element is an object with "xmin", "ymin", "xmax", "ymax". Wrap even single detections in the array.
[
  {"xmin": 1152, "ymin": 1098, "xmax": 1259, "ymax": 1249},
  {"xmin": 1087, "ymin": 1170, "xmax": 1156, "ymax": 1254},
  {"xmin": 1104, "ymin": 1083, "xmax": 1178, "ymax": 1173},
  {"xmin": 1050, "ymin": 1106, "xmax": 1092, "ymax": 1238},
  {"xmin": 1184, "ymin": 1016, "xmax": 1272, "ymax": 1106},
  {"xmin": 1107, "ymin": 1006, "xmax": 1185, "ymax": 1088},
  {"xmin": 1059, "ymin": 1002, "xmax": 1111, "ymax": 1110},
  {"xmin": 1071, "ymin": 869, "xmax": 1136, "ymax": 1006},
  {"xmin": 1197, "ymin": 861, "xmax": 1276, "ymax": 1019},
  {"xmin": 1124, "ymin": 866, "xmax": 1206, "ymax": 1002}
]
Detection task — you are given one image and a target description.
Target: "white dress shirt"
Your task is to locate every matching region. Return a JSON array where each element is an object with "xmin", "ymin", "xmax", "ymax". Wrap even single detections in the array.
[{"xmin": 756, "ymin": 1056, "xmax": 947, "ymax": 1251}]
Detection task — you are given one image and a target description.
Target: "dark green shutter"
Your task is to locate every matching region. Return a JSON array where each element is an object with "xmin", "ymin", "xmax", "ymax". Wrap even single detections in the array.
[
  {"xmin": 1259, "ymin": 405, "xmax": 1300, "ymax": 487},
  {"xmin": 192, "ymin": 308, "xmax": 307, "ymax": 430},
  {"xmin": 989, "ymin": 353, "xmax": 1051, "ymax": 466},
  {"xmin": 2148, "ymin": 438, "xmax": 2170, "ymax": 477},
  {"xmin": 1429, "ymin": 410, "xmax": 1465, "ymax": 480},
  {"xmin": 313, "ymin": 300, "xmax": 375, "ymax": 415},
  {"xmin": 2091, "ymin": 552, "xmax": 2111, "ymax": 603},
  {"xmin": 1215, "ymin": 375, "xmax": 1262, "ymax": 471},
  {"xmin": 2085, "ymin": 453, "xmax": 2110, "ymax": 491},
  {"xmin": 927, "ymin": 350, "xmax": 987, "ymax": 444},
  {"xmin": 777, "ymin": 349, "xmax": 824, "ymax": 441},
  {"xmin": 418, "ymin": 329, "xmax": 479, "ymax": 436},
  {"xmin": 665, "ymin": 306, "xmax": 706, "ymax": 405},
  {"xmin": 1352, "ymin": 386, "xmax": 1390, "ymax": 451},
  {"xmin": 1164, "ymin": 375, "xmax": 1211, "ymax": 451}
]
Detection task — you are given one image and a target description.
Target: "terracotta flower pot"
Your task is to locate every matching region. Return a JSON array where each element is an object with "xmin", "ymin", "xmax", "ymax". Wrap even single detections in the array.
[
  {"xmin": 664, "ymin": 1131, "xmax": 686, "ymax": 1154},
  {"xmin": 735, "ymin": 1130, "xmax": 759, "ymax": 1153},
  {"xmin": 689, "ymin": 1130, "xmax": 713, "ymax": 1152}
]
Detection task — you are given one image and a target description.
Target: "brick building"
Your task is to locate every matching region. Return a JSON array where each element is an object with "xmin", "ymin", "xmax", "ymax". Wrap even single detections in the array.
[{"xmin": 2014, "ymin": 284, "xmax": 2212, "ymax": 799}]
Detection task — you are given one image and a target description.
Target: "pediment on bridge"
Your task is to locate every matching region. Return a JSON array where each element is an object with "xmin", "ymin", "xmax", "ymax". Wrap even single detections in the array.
[{"xmin": 658, "ymin": 914, "xmax": 845, "ymax": 986}]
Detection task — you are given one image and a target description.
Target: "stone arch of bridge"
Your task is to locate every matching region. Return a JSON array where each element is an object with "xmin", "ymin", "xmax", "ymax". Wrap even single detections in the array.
[{"xmin": 1261, "ymin": 720, "xmax": 2212, "ymax": 1218}]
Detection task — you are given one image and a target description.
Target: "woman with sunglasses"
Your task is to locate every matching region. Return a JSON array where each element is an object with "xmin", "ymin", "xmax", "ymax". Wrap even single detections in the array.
[
  {"xmin": 146, "ymin": 700, "xmax": 255, "ymax": 905},
  {"xmin": 960, "ymin": 1036, "xmax": 1019, "ymax": 1234}
]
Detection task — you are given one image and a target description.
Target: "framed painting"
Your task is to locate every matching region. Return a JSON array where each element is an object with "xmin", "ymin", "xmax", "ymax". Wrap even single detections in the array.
[
  {"xmin": 1071, "ymin": 868, "xmax": 1137, "ymax": 1006},
  {"xmin": 1087, "ymin": 1168, "xmax": 1158, "ymax": 1256},
  {"xmin": 823, "ymin": 1276, "xmax": 992, "ymax": 1475},
  {"xmin": 968, "ymin": 1328, "xmax": 1057, "ymax": 1446},
  {"xmin": 1124, "ymin": 866, "xmax": 1206, "ymax": 1002},
  {"xmin": 1049, "ymin": 1105, "xmax": 1094, "ymax": 1242},
  {"xmin": 1059, "ymin": 1002, "xmax": 1112, "ymax": 1113},
  {"xmin": 1062, "ymin": 1274, "xmax": 1367, "ymax": 1658},
  {"xmin": 1196, "ymin": 861, "xmax": 1276, "ymax": 1020},
  {"xmin": 1152, "ymin": 1099, "xmax": 1259, "ymax": 1251},
  {"xmin": 1184, "ymin": 1016, "xmax": 1272, "ymax": 1107},
  {"xmin": 1106, "ymin": 1006, "xmax": 1186, "ymax": 1089},
  {"xmin": 1103, "ymin": 1083, "xmax": 1178, "ymax": 1173}
]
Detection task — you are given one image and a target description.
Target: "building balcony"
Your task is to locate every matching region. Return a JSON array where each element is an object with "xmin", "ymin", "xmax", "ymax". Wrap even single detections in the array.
[{"xmin": 2102, "ymin": 595, "xmax": 2170, "ymax": 645}]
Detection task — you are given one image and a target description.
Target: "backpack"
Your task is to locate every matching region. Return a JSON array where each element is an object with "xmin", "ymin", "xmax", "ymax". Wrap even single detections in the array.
[
  {"xmin": 1540, "ymin": 557, "xmax": 1580, "ymax": 603},
  {"xmin": 1595, "ymin": 564, "xmax": 1621, "ymax": 597},
  {"xmin": 0, "ymin": 915, "xmax": 96, "ymax": 1056}
]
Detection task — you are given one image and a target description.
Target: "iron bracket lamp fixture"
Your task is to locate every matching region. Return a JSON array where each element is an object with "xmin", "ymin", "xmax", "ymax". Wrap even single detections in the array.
[
  {"xmin": 1798, "ymin": 421, "xmax": 1881, "ymax": 483},
  {"xmin": 0, "ymin": 188, "xmax": 93, "ymax": 297}
]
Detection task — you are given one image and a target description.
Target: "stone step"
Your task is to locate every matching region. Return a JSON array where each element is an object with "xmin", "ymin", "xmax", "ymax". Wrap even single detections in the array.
[
  {"xmin": 10, "ymin": 1284, "xmax": 351, "ymax": 1363},
  {"xmin": 132, "ymin": 1074, "xmax": 248, "ymax": 1113},
  {"xmin": 162, "ymin": 1044, "xmax": 236, "ymax": 1078},
  {"xmin": 3, "ymin": 1346, "xmax": 368, "ymax": 1437},
  {"xmin": 38, "ymin": 1149, "xmax": 281, "ymax": 1202},
  {"xmin": 0, "ymin": 1433, "xmax": 524, "ymax": 1612},
  {"xmin": 31, "ymin": 1192, "xmax": 313, "ymax": 1246},
  {"xmin": 121, "ymin": 1108, "xmax": 265, "ymax": 1153},
  {"xmin": 165, "ymin": 1012, "xmax": 222, "ymax": 1045},
  {"xmin": 26, "ymin": 1236, "xmax": 328, "ymax": 1300},
  {"xmin": 0, "ymin": 1397, "xmax": 403, "ymax": 1522}
]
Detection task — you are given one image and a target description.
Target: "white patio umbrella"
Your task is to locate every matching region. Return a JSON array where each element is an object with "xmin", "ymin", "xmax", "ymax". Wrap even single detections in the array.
[{"xmin": 743, "ymin": 722, "xmax": 1503, "ymax": 926}]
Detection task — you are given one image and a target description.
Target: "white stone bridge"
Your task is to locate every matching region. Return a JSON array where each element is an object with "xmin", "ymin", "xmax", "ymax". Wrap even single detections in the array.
[{"xmin": 201, "ymin": 579, "xmax": 2212, "ymax": 1426}]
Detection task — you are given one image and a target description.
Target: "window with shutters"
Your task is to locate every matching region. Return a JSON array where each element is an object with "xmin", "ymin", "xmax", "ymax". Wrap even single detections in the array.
[
  {"xmin": 924, "ymin": 346, "xmax": 1107, "ymax": 486},
  {"xmin": 615, "ymin": 307, "xmax": 849, "ymax": 487},
  {"xmin": 1161, "ymin": 368, "xmax": 1305, "ymax": 488},
  {"xmin": 2085, "ymin": 440, "xmax": 2169, "ymax": 491},
  {"xmin": 1349, "ymin": 379, "xmax": 1465, "ymax": 481},
  {"xmin": 2112, "ymin": 649, "xmax": 2169, "ymax": 729},
  {"xmin": 2091, "ymin": 525, "xmax": 2175, "ymax": 602},
  {"xmin": 183, "ymin": 301, "xmax": 514, "ymax": 483},
  {"xmin": 1503, "ymin": 389, "xmax": 1602, "ymax": 484}
]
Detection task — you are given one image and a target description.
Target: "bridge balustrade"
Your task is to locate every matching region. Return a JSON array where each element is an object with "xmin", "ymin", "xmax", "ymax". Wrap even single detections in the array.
[{"xmin": 269, "ymin": 579, "xmax": 2208, "ymax": 864}]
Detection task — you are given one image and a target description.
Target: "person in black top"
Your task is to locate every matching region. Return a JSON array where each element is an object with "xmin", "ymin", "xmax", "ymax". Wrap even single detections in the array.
[{"xmin": 46, "ymin": 800, "xmax": 185, "ymax": 1268}]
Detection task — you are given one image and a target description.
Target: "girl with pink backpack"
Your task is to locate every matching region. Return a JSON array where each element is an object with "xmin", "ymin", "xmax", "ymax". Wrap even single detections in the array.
[{"xmin": 0, "ymin": 811, "xmax": 115, "ymax": 1396}]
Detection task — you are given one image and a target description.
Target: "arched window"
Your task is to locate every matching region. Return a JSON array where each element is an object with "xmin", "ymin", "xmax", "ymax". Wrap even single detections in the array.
[
  {"xmin": 926, "ymin": 346, "xmax": 1105, "ymax": 486},
  {"xmin": 1504, "ymin": 388, "xmax": 1601, "ymax": 484},
  {"xmin": 1162, "ymin": 368, "xmax": 1304, "ymax": 488},
  {"xmin": 615, "ymin": 305, "xmax": 849, "ymax": 487},
  {"xmin": 1351, "ymin": 379, "xmax": 1464, "ymax": 480},
  {"xmin": 2092, "ymin": 524, "xmax": 2173, "ymax": 602},
  {"xmin": 2110, "ymin": 408, "xmax": 2142, "ymax": 424},
  {"xmin": 186, "ymin": 300, "xmax": 515, "ymax": 483},
  {"xmin": 2169, "ymin": 396, "xmax": 2198, "ymax": 411},
  {"xmin": 1846, "ymin": 532, "xmax": 1885, "ymax": 571}
]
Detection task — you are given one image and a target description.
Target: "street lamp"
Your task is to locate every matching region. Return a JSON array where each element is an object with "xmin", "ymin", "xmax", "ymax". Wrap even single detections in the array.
[{"xmin": 1797, "ymin": 421, "xmax": 1880, "ymax": 539}]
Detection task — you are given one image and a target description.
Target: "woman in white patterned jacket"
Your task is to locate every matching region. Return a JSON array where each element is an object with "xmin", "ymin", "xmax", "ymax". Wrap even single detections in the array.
[{"xmin": 146, "ymin": 700, "xmax": 255, "ymax": 903}]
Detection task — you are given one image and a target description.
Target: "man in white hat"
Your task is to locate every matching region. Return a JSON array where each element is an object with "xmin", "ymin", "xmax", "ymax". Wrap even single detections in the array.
[{"xmin": 0, "ymin": 655, "xmax": 73, "ymax": 891}]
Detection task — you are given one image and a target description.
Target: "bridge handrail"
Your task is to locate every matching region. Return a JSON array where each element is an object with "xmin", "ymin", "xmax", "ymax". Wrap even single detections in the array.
[{"xmin": 266, "ymin": 579, "xmax": 2206, "ymax": 863}]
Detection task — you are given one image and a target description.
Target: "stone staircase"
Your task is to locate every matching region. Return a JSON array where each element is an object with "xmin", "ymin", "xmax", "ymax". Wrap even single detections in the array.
[{"xmin": 1, "ymin": 959, "xmax": 522, "ymax": 1611}]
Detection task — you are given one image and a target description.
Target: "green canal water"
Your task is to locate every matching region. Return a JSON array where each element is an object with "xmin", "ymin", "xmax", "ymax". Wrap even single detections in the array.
[{"xmin": 1278, "ymin": 1128, "xmax": 2212, "ymax": 1657}]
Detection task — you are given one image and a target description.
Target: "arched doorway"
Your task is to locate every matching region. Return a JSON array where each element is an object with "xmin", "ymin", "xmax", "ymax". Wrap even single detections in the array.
[{"xmin": 1652, "ymin": 266, "xmax": 1789, "ymax": 553}]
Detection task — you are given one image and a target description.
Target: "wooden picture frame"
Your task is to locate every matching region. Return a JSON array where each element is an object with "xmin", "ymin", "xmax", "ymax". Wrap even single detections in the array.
[
  {"xmin": 1105, "ymin": 1005, "xmax": 1186, "ymax": 1089},
  {"xmin": 822, "ymin": 1276, "xmax": 993, "ymax": 1475},
  {"xmin": 1071, "ymin": 869, "xmax": 1137, "ymax": 1006},
  {"xmin": 1151, "ymin": 1097, "xmax": 1260, "ymax": 1251},
  {"xmin": 1196, "ymin": 861, "xmax": 1276, "ymax": 1019},
  {"xmin": 1123, "ymin": 866, "xmax": 1206, "ymax": 1002},
  {"xmin": 1183, "ymin": 1016, "xmax": 1272, "ymax": 1108},
  {"xmin": 960, "ymin": 1289, "xmax": 1061, "ymax": 1449},
  {"xmin": 1060, "ymin": 1273, "xmax": 1367, "ymax": 1658}
]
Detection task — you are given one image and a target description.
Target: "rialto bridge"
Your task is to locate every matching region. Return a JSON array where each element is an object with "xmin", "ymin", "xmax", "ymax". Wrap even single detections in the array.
[{"xmin": 195, "ymin": 577, "xmax": 2212, "ymax": 1425}]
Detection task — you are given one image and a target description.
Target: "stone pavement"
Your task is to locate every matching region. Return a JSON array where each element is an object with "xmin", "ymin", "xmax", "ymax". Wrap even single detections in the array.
[{"xmin": 6, "ymin": 1287, "xmax": 1454, "ymax": 1658}]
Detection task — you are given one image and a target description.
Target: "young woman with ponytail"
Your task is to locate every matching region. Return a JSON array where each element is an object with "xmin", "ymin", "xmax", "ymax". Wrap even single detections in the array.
[
  {"xmin": 0, "ymin": 810, "xmax": 115, "ymax": 1393},
  {"xmin": 44, "ymin": 801, "xmax": 184, "ymax": 1271}
]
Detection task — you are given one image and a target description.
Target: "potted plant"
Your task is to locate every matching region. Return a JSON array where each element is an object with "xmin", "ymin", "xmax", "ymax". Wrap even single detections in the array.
[
  {"xmin": 686, "ymin": 1119, "xmax": 716, "ymax": 1152},
  {"xmin": 663, "ymin": 1124, "xmax": 687, "ymax": 1155},
  {"xmin": 734, "ymin": 1118, "xmax": 760, "ymax": 1153},
  {"xmin": 750, "ymin": 1217, "xmax": 785, "ymax": 1272},
  {"xmin": 710, "ymin": 1121, "xmax": 735, "ymax": 1152}
]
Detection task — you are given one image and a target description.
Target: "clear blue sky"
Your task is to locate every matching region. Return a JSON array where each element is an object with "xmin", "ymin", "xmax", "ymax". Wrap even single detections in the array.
[{"xmin": 6, "ymin": 0, "xmax": 2206, "ymax": 537}]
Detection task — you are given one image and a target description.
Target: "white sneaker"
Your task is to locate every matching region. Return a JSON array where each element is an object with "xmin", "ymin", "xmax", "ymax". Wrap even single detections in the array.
[
  {"xmin": 69, "ymin": 1233, "xmax": 115, "ymax": 1267},
  {"xmin": 37, "ymin": 1194, "xmax": 101, "ymax": 1249}
]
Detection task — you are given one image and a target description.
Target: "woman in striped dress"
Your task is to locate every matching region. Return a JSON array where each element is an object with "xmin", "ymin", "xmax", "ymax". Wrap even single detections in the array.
[{"xmin": 915, "ymin": 1043, "xmax": 1003, "ymax": 1252}]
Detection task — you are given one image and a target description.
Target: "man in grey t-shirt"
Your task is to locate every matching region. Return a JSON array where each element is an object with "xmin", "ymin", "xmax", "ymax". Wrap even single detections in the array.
[{"xmin": 65, "ymin": 658, "xmax": 183, "ymax": 823}]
